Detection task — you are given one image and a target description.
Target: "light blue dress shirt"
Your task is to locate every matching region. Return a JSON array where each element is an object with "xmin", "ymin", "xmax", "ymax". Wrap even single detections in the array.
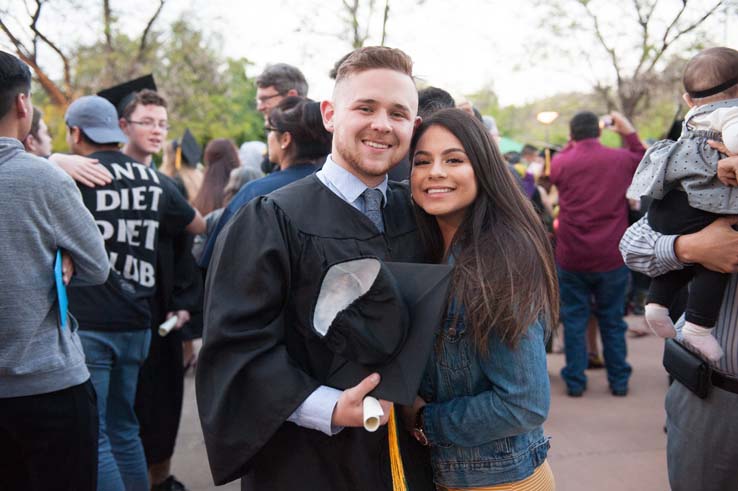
[{"xmin": 286, "ymin": 155, "xmax": 388, "ymax": 435}]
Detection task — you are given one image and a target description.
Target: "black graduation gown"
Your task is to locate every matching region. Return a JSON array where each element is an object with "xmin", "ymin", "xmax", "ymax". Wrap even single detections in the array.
[
  {"xmin": 136, "ymin": 173, "xmax": 202, "ymax": 464},
  {"xmin": 196, "ymin": 175, "xmax": 433, "ymax": 490}
]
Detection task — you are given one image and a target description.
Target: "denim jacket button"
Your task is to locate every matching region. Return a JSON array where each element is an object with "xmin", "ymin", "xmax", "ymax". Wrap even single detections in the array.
[{"xmin": 448, "ymin": 327, "xmax": 457, "ymax": 336}]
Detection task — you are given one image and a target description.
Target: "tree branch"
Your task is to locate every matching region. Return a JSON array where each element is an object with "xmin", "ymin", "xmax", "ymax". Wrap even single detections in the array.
[
  {"xmin": 631, "ymin": 0, "xmax": 655, "ymax": 80},
  {"xmin": 0, "ymin": 18, "xmax": 31, "ymax": 59},
  {"xmin": 0, "ymin": 18, "xmax": 68, "ymax": 105},
  {"xmin": 29, "ymin": 0, "xmax": 72, "ymax": 94},
  {"xmin": 380, "ymin": 0, "xmax": 389, "ymax": 45},
  {"xmin": 646, "ymin": 0, "xmax": 723, "ymax": 73},
  {"xmin": 581, "ymin": 1, "xmax": 622, "ymax": 85},
  {"xmin": 103, "ymin": 0, "xmax": 113, "ymax": 51},
  {"xmin": 137, "ymin": 0, "xmax": 165, "ymax": 63}
]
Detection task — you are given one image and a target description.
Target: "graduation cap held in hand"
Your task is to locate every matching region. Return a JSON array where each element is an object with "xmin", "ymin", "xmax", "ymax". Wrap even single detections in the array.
[
  {"xmin": 97, "ymin": 74, "xmax": 157, "ymax": 117},
  {"xmin": 311, "ymin": 257, "xmax": 452, "ymax": 406},
  {"xmin": 174, "ymin": 128, "xmax": 202, "ymax": 169}
]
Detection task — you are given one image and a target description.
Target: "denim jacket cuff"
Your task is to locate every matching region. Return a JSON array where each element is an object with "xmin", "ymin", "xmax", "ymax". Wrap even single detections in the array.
[{"xmin": 421, "ymin": 403, "xmax": 446, "ymax": 447}]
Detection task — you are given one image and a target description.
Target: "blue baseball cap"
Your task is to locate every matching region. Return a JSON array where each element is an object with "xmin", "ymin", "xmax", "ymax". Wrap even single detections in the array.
[{"xmin": 65, "ymin": 95, "xmax": 128, "ymax": 144}]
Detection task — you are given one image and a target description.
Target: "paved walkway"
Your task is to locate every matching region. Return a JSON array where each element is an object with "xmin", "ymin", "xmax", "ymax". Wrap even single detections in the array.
[{"xmin": 171, "ymin": 316, "xmax": 670, "ymax": 490}]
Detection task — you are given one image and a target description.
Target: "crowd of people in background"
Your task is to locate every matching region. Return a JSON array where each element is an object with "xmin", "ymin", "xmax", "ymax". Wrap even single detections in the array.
[{"xmin": 2, "ymin": 43, "xmax": 738, "ymax": 491}]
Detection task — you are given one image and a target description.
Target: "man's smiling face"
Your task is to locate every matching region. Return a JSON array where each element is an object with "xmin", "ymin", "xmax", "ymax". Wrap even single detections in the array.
[{"xmin": 322, "ymin": 68, "xmax": 418, "ymax": 186}]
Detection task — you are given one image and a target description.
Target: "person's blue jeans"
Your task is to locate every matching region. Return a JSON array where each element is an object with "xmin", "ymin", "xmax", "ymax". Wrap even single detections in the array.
[
  {"xmin": 558, "ymin": 265, "xmax": 632, "ymax": 393},
  {"xmin": 79, "ymin": 329, "xmax": 151, "ymax": 491}
]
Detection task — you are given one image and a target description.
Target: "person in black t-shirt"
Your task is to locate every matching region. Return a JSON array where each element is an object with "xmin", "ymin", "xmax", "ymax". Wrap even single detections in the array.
[
  {"xmin": 65, "ymin": 95, "xmax": 164, "ymax": 491},
  {"xmin": 102, "ymin": 82, "xmax": 204, "ymax": 491}
]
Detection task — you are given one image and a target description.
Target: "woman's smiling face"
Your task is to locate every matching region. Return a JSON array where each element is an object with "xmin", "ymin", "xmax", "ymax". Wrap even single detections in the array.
[{"xmin": 411, "ymin": 124, "xmax": 478, "ymax": 228}]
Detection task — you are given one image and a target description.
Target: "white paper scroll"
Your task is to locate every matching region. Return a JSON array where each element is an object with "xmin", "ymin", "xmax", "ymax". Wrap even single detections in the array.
[
  {"xmin": 158, "ymin": 315, "xmax": 179, "ymax": 337},
  {"xmin": 363, "ymin": 396, "xmax": 384, "ymax": 432}
]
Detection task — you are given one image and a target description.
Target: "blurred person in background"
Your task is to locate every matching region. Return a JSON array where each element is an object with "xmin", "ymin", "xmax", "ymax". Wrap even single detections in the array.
[
  {"xmin": 191, "ymin": 139, "xmax": 241, "ymax": 216},
  {"xmin": 197, "ymin": 97, "xmax": 331, "ymax": 267},
  {"xmin": 159, "ymin": 131, "xmax": 204, "ymax": 203},
  {"xmin": 24, "ymin": 106, "xmax": 114, "ymax": 188},
  {"xmin": 238, "ymin": 140, "xmax": 267, "ymax": 175},
  {"xmin": 551, "ymin": 110, "xmax": 645, "ymax": 398}
]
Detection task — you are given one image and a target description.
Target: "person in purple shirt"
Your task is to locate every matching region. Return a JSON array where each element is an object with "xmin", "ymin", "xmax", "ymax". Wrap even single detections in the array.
[
  {"xmin": 198, "ymin": 96, "xmax": 331, "ymax": 267},
  {"xmin": 550, "ymin": 110, "xmax": 645, "ymax": 397}
]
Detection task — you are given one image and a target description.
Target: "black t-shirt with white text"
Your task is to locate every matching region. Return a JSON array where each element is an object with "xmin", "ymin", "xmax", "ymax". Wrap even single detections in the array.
[{"xmin": 69, "ymin": 151, "xmax": 163, "ymax": 331}]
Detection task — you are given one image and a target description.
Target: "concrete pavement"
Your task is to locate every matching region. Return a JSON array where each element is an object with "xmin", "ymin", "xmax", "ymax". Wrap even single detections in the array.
[{"xmin": 171, "ymin": 316, "xmax": 670, "ymax": 490}]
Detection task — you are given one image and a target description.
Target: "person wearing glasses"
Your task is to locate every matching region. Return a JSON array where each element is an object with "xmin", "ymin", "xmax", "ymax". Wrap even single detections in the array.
[
  {"xmin": 98, "ymin": 81, "xmax": 205, "ymax": 491},
  {"xmin": 255, "ymin": 63, "xmax": 308, "ymax": 119},
  {"xmin": 196, "ymin": 96, "xmax": 332, "ymax": 267}
]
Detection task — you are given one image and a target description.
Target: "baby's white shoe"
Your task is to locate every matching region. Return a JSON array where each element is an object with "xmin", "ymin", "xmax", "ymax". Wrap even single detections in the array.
[
  {"xmin": 682, "ymin": 322, "xmax": 724, "ymax": 363},
  {"xmin": 645, "ymin": 304, "xmax": 676, "ymax": 338}
]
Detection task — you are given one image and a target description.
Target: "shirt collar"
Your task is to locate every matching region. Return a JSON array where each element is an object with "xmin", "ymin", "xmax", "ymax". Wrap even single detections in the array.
[{"xmin": 320, "ymin": 155, "xmax": 388, "ymax": 206}]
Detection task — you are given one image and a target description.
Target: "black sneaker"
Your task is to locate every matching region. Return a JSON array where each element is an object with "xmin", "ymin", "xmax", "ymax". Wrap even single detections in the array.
[
  {"xmin": 611, "ymin": 387, "xmax": 628, "ymax": 397},
  {"xmin": 151, "ymin": 475, "xmax": 187, "ymax": 491}
]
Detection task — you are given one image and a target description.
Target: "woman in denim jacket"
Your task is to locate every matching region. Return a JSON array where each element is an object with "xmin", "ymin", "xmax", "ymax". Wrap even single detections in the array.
[{"xmin": 405, "ymin": 108, "xmax": 558, "ymax": 490}]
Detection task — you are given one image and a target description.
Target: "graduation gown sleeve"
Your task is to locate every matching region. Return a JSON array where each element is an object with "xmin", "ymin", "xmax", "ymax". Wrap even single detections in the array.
[{"xmin": 195, "ymin": 197, "xmax": 320, "ymax": 485}]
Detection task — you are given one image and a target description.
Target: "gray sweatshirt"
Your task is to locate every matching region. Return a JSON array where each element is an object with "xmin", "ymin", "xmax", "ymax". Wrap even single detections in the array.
[{"xmin": 0, "ymin": 137, "xmax": 109, "ymax": 397}]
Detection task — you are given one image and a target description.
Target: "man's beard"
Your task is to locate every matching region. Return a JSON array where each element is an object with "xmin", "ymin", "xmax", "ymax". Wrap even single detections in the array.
[{"xmin": 334, "ymin": 137, "xmax": 396, "ymax": 178}]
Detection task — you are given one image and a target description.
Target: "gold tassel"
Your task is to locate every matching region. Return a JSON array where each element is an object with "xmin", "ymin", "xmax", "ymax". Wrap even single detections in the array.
[
  {"xmin": 387, "ymin": 405, "xmax": 408, "ymax": 491},
  {"xmin": 175, "ymin": 145, "xmax": 182, "ymax": 171}
]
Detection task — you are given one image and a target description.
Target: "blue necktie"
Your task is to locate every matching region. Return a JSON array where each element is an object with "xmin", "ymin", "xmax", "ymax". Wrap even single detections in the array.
[{"xmin": 362, "ymin": 188, "xmax": 384, "ymax": 232}]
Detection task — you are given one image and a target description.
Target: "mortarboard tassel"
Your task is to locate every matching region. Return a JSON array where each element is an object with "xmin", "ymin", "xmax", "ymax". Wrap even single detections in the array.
[
  {"xmin": 387, "ymin": 406, "xmax": 408, "ymax": 491},
  {"xmin": 175, "ymin": 145, "xmax": 182, "ymax": 171}
]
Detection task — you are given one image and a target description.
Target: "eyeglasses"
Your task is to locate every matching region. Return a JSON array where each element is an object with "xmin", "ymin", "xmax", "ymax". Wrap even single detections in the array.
[
  {"xmin": 256, "ymin": 93, "xmax": 284, "ymax": 105},
  {"xmin": 264, "ymin": 125, "xmax": 281, "ymax": 133},
  {"xmin": 127, "ymin": 119, "xmax": 169, "ymax": 130}
]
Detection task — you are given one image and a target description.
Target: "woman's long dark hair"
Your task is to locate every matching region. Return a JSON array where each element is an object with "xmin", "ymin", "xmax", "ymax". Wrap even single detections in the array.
[
  {"xmin": 410, "ymin": 108, "xmax": 559, "ymax": 348},
  {"xmin": 192, "ymin": 139, "xmax": 240, "ymax": 215}
]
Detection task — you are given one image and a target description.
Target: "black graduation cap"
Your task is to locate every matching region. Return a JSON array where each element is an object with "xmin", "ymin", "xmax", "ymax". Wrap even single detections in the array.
[
  {"xmin": 97, "ymin": 74, "xmax": 157, "ymax": 117},
  {"xmin": 311, "ymin": 258, "xmax": 452, "ymax": 406},
  {"xmin": 176, "ymin": 128, "xmax": 202, "ymax": 168}
]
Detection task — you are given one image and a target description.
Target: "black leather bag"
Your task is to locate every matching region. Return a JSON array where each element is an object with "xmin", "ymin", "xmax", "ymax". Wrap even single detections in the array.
[{"xmin": 663, "ymin": 338, "xmax": 712, "ymax": 398}]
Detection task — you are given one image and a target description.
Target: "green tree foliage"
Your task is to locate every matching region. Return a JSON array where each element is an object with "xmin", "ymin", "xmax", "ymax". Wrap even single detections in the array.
[
  {"xmin": 474, "ymin": 81, "xmax": 683, "ymax": 150},
  {"xmin": 28, "ymin": 14, "xmax": 264, "ymax": 154}
]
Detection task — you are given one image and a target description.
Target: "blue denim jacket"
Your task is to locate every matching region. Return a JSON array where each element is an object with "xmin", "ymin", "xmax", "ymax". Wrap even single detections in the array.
[{"xmin": 418, "ymin": 304, "xmax": 551, "ymax": 488}]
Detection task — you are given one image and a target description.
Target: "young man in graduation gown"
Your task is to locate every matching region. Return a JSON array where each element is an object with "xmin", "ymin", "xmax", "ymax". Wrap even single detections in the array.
[{"xmin": 197, "ymin": 46, "xmax": 434, "ymax": 490}]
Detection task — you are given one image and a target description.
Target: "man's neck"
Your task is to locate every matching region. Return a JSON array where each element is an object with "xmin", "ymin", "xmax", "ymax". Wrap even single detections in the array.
[
  {"xmin": 76, "ymin": 142, "xmax": 118, "ymax": 156},
  {"xmin": 331, "ymin": 154, "xmax": 386, "ymax": 188},
  {"xmin": 122, "ymin": 144, "xmax": 152, "ymax": 166},
  {"xmin": 0, "ymin": 119, "xmax": 24, "ymax": 141}
]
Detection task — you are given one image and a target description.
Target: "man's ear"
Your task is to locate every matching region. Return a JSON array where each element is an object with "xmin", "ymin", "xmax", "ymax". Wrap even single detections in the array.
[
  {"xmin": 286, "ymin": 88, "xmax": 299, "ymax": 97},
  {"xmin": 119, "ymin": 117, "xmax": 129, "ymax": 133},
  {"xmin": 321, "ymin": 99, "xmax": 335, "ymax": 133},
  {"xmin": 24, "ymin": 133, "xmax": 38, "ymax": 153},
  {"xmin": 414, "ymin": 116, "xmax": 422, "ymax": 129},
  {"xmin": 683, "ymin": 92, "xmax": 695, "ymax": 108},
  {"xmin": 70, "ymin": 126, "xmax": 83, "ymax": 144},
  {"xmin": 15, "ymin": 93, "xmax": 30, "ymax": 119}
]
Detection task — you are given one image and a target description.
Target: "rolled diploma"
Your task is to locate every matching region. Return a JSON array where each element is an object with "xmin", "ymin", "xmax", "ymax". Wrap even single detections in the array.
[
  {"xmin": 158, "ymin": 315, "xmax": 179, "ymax": 337},
  {"xmin": 363, "ymin": 396, "xmax": 384, "ymax": 432}
]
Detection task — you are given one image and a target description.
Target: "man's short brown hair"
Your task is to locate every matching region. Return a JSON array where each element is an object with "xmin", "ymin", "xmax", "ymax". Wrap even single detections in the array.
[
  {"xmin": 121, "ymin": 89, "xmax": 167, "ymax": 119},
  {"xmin": 335, "ymin": 46, "xmax": 413, "ymax": 83}
]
